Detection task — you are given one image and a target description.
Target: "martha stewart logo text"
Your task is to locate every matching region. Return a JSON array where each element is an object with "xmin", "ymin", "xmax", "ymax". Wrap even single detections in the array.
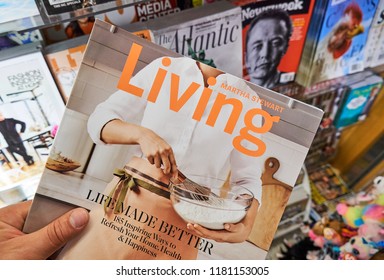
[{"xmin": 117, "ymin": 43, "xmax": 281, "ymax": 157}]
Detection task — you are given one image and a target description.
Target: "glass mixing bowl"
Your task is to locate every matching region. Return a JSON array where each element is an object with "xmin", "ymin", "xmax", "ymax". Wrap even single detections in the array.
[{"xmin": 169, "ymin": 177, "xmax": 254, "ymax": 230}]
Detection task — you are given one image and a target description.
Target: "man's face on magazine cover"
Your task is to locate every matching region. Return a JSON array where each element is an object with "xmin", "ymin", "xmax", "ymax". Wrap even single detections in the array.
[{"xmin": 246, "ymin": 17, "xmax": 288, "ymax": 83}]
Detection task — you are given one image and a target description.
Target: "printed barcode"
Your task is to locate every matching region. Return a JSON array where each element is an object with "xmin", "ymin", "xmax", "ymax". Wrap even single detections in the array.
[
  {"xmin": 49, "ymin": 0, "xmax": 70, "ymax": 5},
  {"xmin": 280, "ymin": 72, "xmax": 295, "ymax": 83},
  {"xmin": 350, "ymin": 63, "xmax": 363, "ymax": 73}
]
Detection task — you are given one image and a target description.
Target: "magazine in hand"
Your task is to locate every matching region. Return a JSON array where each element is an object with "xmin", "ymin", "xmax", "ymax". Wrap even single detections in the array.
[{"xmin": 23, "ymin": 20, "xmax": 323, "ymax": 259}]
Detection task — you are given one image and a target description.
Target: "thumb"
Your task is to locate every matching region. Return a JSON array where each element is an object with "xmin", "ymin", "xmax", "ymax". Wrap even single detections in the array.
[
  {"xmin": 28, "ymin": 208, "xmax": 89, "ymax": 259},
  {"xmin": 224, "ymin": 222, "xmax": 246, "ymax": 233}
]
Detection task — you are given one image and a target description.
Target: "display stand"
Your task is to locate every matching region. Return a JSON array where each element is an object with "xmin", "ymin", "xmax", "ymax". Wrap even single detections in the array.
[{"xmin": 0, "ymin": 0, "xmax": 146, "ymax": 35}]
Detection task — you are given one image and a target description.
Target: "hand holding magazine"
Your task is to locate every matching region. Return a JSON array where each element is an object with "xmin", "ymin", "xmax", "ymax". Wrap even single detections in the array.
[{"xmin": 23, "ymin": 20, "xmax": 323, "ymax": 260}]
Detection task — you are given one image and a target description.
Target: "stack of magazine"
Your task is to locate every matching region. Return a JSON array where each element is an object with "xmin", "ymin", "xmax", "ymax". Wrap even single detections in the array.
[{"xmin": 296, "ymin": 0, "xmax": 380, "ymax": 87}]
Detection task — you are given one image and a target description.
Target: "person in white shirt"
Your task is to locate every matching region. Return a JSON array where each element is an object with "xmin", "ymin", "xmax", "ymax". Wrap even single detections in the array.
[{"xmin": 87, "ymin": 56, "xmax": 264, "ymax": 243}]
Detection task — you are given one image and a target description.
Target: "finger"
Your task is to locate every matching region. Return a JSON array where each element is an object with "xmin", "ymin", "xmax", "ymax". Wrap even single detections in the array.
[
  {"xmin": 154, "ymin": 154, "xmax": 162, "ymax": 169},
  {"xmin": 0, "ymin": 200, "xmax": 32, "ymax": 229},
  {"xmin": 160, "ymin": 153, "xmax": 171, "ymax": 174},
  {"xmin": 189, "ymin": 223, "xmax": 241, "ymax": 243},
  {"xmin": 187, "ymin": 223, "xmax": 219, "ymax": 239},
  {"xmin": 169, "ymin": 153, "xmax": 178, "ymax": 178},
  {"xmin": 27, "ymin": 208, "xmax": 89, "ymax": 259},
  {"xmin": 147, "ymin": 155, "xmax": 154, "ymax": 165},
  {"xmin": 223, "ymin": 223, "xmax": 243, "ymax": 232},
  {"xmin": 187, "ymin": 223, "xmax": 205, "ymax": 237}
]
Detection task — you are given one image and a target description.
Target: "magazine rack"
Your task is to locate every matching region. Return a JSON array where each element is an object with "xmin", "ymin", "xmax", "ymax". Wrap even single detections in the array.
[
  {"xmin": 0, "ymin": 0, "xmax": 148, "ymax": 35},
  {"xmin": 248, "ymin": 157, "xmax": 293, "ymax": 251}
]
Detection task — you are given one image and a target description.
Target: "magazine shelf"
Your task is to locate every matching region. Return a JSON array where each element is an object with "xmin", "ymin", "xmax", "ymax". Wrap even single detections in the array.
[{"xmin": 0, "ymin": 0, "xmax": 148, "ymax": 35}]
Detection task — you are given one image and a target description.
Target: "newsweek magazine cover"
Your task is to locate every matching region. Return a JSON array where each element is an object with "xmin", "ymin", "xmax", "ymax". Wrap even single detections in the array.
[
  {"xmin": 296, "ymin": 0, "xmax": 379, "ymax": 87},
  {"xmin": 142, "ymin": 0, "xmax": 243, "ymax": 78},
  {"xmin": 23, "ymin": 20, "xmax": 322, "ymax": 260},
  {"xmin": 231, "ymin": 0, "xmax": 315, "ymax": 89},
  {"xmin": 0, "ymin": 47, "xmax": 65, "ymax": 206}
]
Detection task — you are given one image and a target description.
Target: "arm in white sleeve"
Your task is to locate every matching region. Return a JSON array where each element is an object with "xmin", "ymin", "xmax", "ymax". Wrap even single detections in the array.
[
  {"xmin": 87, "ymin": 90, "xmax": 147, "ymax": 145},
  {"xmin": 87, "ymin": 57, "xmax": 164, "ymax": 145}
]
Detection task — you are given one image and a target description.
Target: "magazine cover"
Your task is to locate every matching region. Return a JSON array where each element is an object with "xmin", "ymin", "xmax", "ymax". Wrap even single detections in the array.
[
  {"xmin": 364, "ymin": 0, "xmax": 384, "ymax": 68},
  {"xmin": 294, "ymin": 0, "xmax": 328, "ymax": 88},
  {"xmin": 44, "ymin": 37, "xmax": 88, "ymax": 102},
  {"xmin": 0, "ymin": 30, "xmax": 43, "ymax": 51},
  {"xmin": 231, "ymin": 0, "xmax": 315, "ymax": 89},
  {"xmin": 0, "ymin": 1, "xmax": 42, "ymax": 34},
  {"xmin": 44, "ymin": 29, "xmax": 152, "ymax": 103},
  {"xmin": 0, "ymin": 0, "xmax": 39, "ymax": 24},
  {"xmin": 95, "ymin": 0, "xmax": 202, "ymax": 25},
  {"xmin": 369, "ymin": 0, "xmax": 384, "ymax": 67},
  {"xmin": 23, "ymin": 20, "xmax": 323, "ymax": 260},
  {"xmin": 371, "ymin": 45, "xmax": 384, "ymax": 71},
  {"xmin": 143, "ymin": 0, "xmax": 243, "ymax": 78},
  {"xmin": 0, "ymin": 46, "xmax": 65, "ymax": 207},
  {"xmin": 333, "ymin": 72, "xmax": 383, "ymax": 129},
  {"xmin": 299, "ymin": 0, "xmax": 380, "ymax": 86},
  {"xmin": 35, "ymin": 0, "xmax": 116, "ymax": 16}
]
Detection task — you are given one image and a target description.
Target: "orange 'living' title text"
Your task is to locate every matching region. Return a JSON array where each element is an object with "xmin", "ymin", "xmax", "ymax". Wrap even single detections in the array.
[{"xmin": 117, "ymin": 43, "xmax": 281, "ymax": 157}]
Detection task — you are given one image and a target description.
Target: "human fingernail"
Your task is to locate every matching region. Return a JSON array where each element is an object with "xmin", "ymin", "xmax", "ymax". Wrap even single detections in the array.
[{"xmin": 69, "ymin": 208, "xmax": 89, "ymax": 229}]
